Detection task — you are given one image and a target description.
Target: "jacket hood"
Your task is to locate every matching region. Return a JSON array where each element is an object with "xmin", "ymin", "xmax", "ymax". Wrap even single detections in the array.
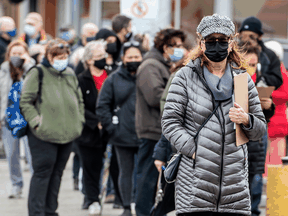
[
  {"xmin": 143, "ymin": 47, "xmax": 171, "ymax": 68},
  {"xmin": 95, "ymin": 28, "xmax": 122, "ymax": 62}
]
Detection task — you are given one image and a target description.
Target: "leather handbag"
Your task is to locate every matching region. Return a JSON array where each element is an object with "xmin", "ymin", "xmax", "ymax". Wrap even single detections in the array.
[{"xmin": 164, "ymin": 102, "xmax": 220, "ymax": 183}]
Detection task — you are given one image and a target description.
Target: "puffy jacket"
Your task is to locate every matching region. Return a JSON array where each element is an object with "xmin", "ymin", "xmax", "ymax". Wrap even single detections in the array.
[
  {"xmin": 96, "ymin": 66, "xmax": 140, "ymax": 147},
  {"xmin": 20, "ymin": 58, "xmax": 85, "ymax": 144},
  {"xmin": 162, "ymin": 58, "xmax": 266, "ymax": 215},
  {"xmin": 268, "ymin": 62, "xmax": 288, "ymax": 138}
]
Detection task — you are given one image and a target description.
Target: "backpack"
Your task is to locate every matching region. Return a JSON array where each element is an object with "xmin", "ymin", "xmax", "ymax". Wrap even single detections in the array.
[{"xmin": 5, "ymin": 66, "xmax": 43, "ymax": 139}]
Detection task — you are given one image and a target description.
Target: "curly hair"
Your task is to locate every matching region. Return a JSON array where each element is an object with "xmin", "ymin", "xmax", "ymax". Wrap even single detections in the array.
[
  {"xmin": 154, "ymin": 28, "xmax": 186, "ymax": 54},
  {"xmin": 5, "ymin": 40, "xmax": 29, "ymax": 81},
  {"xmin": 185, "ymin": 35, "xmax": 248, "ymax": 70}
]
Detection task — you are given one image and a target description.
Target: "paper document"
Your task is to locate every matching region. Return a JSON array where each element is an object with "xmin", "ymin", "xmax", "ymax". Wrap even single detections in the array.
[
  {"xmin": 234, "ymin": 73, "xmax": 249, "ymax": 146},
  {"xmin": 256, "ymin": 86, "xmax": 275, "ymax": 99}
]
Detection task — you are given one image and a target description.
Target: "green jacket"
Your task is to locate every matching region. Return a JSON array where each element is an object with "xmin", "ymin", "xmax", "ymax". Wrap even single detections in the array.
[
  {"xmin": 160, "ymin": 72, "xmax": 176, "ymax": 114},
  {"xmin": 20, "ymin": 64, "xmax": 85, "ymax": 144}
]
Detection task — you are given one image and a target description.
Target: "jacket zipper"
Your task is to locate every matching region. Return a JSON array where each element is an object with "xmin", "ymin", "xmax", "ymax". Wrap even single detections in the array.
[
  {"xmin": 216, "ymin": 106, "xmax": 225, "ymax": 211},
  {"xmin": 241, "ymin": 145, "xmax": 245, "ymax": 167},
  {"xmin": 191, "ymin": 67, "xmax": 216, "ymax": 169}
]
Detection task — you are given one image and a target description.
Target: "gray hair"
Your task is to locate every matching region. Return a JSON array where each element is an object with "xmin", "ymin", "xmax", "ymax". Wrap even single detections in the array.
[{"xmin": 82, "ymin": 39, "xmax": 107, "ymax": 69}]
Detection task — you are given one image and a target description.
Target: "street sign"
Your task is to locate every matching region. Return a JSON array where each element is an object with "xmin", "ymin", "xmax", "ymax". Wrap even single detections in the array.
[{"xmin": 121, "ymin": 0, "xmax": 159, "ymax": 19}]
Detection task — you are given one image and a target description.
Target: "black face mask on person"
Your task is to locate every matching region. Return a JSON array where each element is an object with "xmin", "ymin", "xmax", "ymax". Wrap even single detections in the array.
[
  {"xmin": 106, "ymin": 43, "xmax": 118, "ymax": 54},
  {"xmin": 125, "ymin": 61, "xmax": 141, "ymax": 72},
  {"xmin": 204, "ymin": 41, "xmax": 229, "ymax": 62},
  {"xmin": 93, "ymin": 58, "xmax": 106, "ymax": 70}
]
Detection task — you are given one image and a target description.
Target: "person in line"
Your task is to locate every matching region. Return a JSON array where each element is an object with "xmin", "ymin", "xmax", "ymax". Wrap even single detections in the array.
[
  {"xmin": 135, "ymin": 28, "xmax": 186, "ymax": 216},
  {"xmin": 69, "ymin": 23, "xmax": 99, "ymax": 69},
  {"xmin": 162, "ymin": 14, "xmax": 266, "ymax": 216},
  {"xmin": 19, "ymin": 12, "xmax": 47, "ymax": 47},
  {"xmin": 134, "ymin": 33, "xmax": 151, "ymax": 54},
  {"xmin": 97, "ymin": 41, "xmax": 143, "ymax": 216},
  {"xmin": 0, "ymin": 16, "xmax": 17, "ymax": 65},
  {"xmin": 238, "ymin": 16, "xmax": 282, "ymax": 216},
  {"xmin": 76, "ymin": 40, "xmax": 108, "ymax": 215},
  {"xmin": 20, "ymin": 38, "xmax": 85, "ymax": 216},
  {"xmin": 95, "ymin": 28, "xmax": 122, "ymax": 74},
  {"xmin": 242, "ymin": 46, "xmax": 275, "ymax": 216},
  {"xmin": 0, "ymin": 40, "xmax": 35, "ymax": 199},
  {"xmin": 112, "ymin": 14, "xmax": 133, "ymax": 44},
  {"xmin": 59, "ymin": 25, "xmax": 79, "ymax": 52}
]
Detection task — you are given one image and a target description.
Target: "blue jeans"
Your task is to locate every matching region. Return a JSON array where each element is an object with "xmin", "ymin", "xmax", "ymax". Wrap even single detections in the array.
[
  {"xmin": 2, "ymin": 126, "xmax": 33, "ymax": 188},
  {"xmin": 251, "ymin": 130, "xmax": 268, "ymax": 216}
]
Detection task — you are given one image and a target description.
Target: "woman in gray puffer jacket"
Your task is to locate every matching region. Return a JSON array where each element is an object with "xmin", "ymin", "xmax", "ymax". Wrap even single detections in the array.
[{"xmin": 162, "ymin": 14, "xmax": 266, "ymax": 216}]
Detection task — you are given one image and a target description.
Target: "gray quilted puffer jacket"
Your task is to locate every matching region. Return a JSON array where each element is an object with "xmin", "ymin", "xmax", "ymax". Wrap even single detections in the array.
[{"xmin": 162, "ymin": 58, "xmax": 266, "ymax": 216}]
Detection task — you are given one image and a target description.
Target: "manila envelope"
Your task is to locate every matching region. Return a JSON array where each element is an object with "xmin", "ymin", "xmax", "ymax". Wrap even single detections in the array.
[
  {"xmin": 234, "ymin": 73, "xmax": 249, "ymax": 146},
  {"xmin": 256, "ymin": 86, "xmax": 275, "ymax": 99}
]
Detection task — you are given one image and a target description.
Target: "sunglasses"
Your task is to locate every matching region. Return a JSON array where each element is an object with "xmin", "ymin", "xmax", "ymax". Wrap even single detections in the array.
[
  {"xmin": 48, "ymin": 40, "xmax": 70, "ymax": 49},
  {"xmin": 123, "ymin": 41, "xmax": 140, "ymax": 48},
  {"xmin": 204, "ymin": 37, "xmax": 230, "ymax": 44}
]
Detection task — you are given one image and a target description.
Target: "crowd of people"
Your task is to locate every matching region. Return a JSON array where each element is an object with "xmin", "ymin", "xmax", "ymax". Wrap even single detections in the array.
[{"xmin": 0, "ymin": 10, "xmax": 287, "ymax": 216}]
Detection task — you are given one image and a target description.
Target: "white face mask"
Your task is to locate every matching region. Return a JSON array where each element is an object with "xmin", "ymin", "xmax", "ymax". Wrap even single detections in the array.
[
  {"xmin": 52, "ymin": 59, "xmax": 69, "ymax": 71},
  {"xmin": 24, "ymin": 24, "xmax": 36, "ymax": 37}
]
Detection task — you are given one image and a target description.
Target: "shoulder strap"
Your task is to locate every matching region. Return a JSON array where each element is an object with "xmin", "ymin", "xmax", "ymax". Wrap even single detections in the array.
[
  {"xmin": 37, "ymin": 66, "xmax": 44, "ymax": 104},
  {"xmin": 194, "ymin": 102, "xmax": 219, "ymax": 140}
]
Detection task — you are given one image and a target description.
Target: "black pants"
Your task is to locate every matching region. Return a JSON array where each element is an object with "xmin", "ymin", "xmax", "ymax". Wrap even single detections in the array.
[
  {"xmin": 78, "ymin": 144, "xmax": 103, "ymax": 204},
  {"xmin": 27, "ymin": 129, "xmax": 72, "ymax": 216},
  {"xmin": 72, "ymin": 141, "xmax": 81, "ymax": 180},
  {"xmin": 136, "ymin": 138, "xmax": 159, "ymax": 216},
  {"xmin": 110, "ymin": 146, "xmax": 122, "ymax": 205},
  {"xmin": 115, "ymin": 146, "xmax": 138, "ymax": 208},
  {"xmin": 179, "ymin": 213, "xmax": 244, "ymax": 216}
]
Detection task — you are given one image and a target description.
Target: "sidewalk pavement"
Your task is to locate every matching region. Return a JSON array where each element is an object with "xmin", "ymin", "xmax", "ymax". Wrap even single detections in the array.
[{"xmin": 0, "ymin": 153, "xmax": 265, "ymax": 216}]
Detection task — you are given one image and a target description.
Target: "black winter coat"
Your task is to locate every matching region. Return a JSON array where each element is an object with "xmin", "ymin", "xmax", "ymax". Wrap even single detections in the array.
[
  {"xmin": 258, "ymin": 40, "xmax": 282, "ymax": 90},
  {"xmin": 96, "ymin": 66, "xmax": 140, "ymax": 147},
  {"xmin": 0, "ymin": 37, "xmax": 10, "ymax": 66},
  {"xmin": 76, "ymin": 69, "xmax": 102, "ymax": 148}
]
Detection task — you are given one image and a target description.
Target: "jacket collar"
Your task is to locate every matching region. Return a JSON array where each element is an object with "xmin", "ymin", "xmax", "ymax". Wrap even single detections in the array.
[{"xmin": 82, "ymin": 69, "xmax": 93, "ymax": 80}]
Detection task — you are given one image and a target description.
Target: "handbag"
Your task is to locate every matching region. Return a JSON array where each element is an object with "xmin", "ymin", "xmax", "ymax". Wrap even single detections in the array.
[{"xmin": 164, "ymin": 102, "xmax": 220, "ymax": 183}]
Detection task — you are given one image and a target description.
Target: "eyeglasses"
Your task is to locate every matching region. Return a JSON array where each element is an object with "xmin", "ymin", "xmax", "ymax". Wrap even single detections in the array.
[
  {"xmin": 123, "ymin": 41, "xmax": 140, "ymax": 48},
  {"xmin": 204, "ymin": 37, "xmax": 230, "ymax": 44}
]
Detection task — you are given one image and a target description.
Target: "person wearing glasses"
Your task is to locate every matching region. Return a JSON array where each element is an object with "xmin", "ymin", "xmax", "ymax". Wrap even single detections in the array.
[
  {"xmin": 135, "ymin": 28, "xmax": 186, "ymax": 216},
  {"xmin": 97, "ymin": 41, "xmax": 143, "ymax": 216},
  {"xmin": 75, "ymin": 40, "xmax": 108, "ymax": 214},
  {"xmin": 162, "ymin": 14, "xmax": 266, "ymax": 216},
  {"xmin": 20, "ymin": 38, "xmax": 85, "ymax": 216}
]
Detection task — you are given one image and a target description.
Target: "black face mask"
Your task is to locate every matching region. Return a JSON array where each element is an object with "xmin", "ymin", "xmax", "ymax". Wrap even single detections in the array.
[
  {"xmin": 125, "ymin": 61, "xmax": 141, "ymax": 72},
  {"xmin": 93, "ymin": 58, "xmax": 106, "ymax": 70},
  {"xmin": 106, "ymin": 43, "xmax": 118, "ymax": 54},
  {"xmin": 86, "ymin": 36, "xmax": 95, "ymax": 43},
  {"xmin": 205, "ymin": 41, "xmax": 229, "ymax": 62},
  {"xmin": 125, "ymin": 32, "xmax": 133, "ymax": 41}
]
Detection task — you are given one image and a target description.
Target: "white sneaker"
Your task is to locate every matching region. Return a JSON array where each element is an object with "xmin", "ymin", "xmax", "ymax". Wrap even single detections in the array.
[
  {"xmin": 8, "ymin": 186, "xmax": 22, "ymax": 199},
  {"xmin": 131, "ymin": 203, "xmax": 136, "ymax": 215},
  {"xmin": 89, "ymin": 202, "xmax": 101, "ymax": 216}
]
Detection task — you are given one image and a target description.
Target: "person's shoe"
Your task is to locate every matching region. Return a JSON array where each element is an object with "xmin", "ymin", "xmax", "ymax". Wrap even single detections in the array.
[
  {"xmin": 104, "ymin": 194, "xmax": 115, "ymax": 203},
  {"xmin": 73, "ymin": 178, "xmax": 79, "ymax": 191},
  {"xmin": 131, "ymin": 203, "xmax": 136, "ymax": 215},
  {"xmin": 120, "ymin": 209, "xmax": 132, "ymax": 216},
  {"xmin": 8, "ymin": 186, "xmax": 22, "ymax": 199},
  {"xmin": 113, "ymin": 203, "xmax": 123, "ymax": 209},
  {"xmin": 88, "ymin": 202, "xmax": 101, "ymax": 216}
]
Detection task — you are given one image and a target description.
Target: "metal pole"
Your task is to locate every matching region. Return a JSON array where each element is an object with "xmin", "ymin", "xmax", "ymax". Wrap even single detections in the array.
[
  {"xmin": 213, "ymin": 0, "xmax": 233, "ymax": 19},
  {"xmin": 174, "ymin": 0, "xmax": 181, "ymax": 29}
]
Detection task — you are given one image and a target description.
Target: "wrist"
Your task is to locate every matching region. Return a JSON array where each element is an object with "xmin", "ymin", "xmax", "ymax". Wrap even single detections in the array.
[{"xmin": 243, "ymin": 113, "xmax": 249, "ymax": 127}]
